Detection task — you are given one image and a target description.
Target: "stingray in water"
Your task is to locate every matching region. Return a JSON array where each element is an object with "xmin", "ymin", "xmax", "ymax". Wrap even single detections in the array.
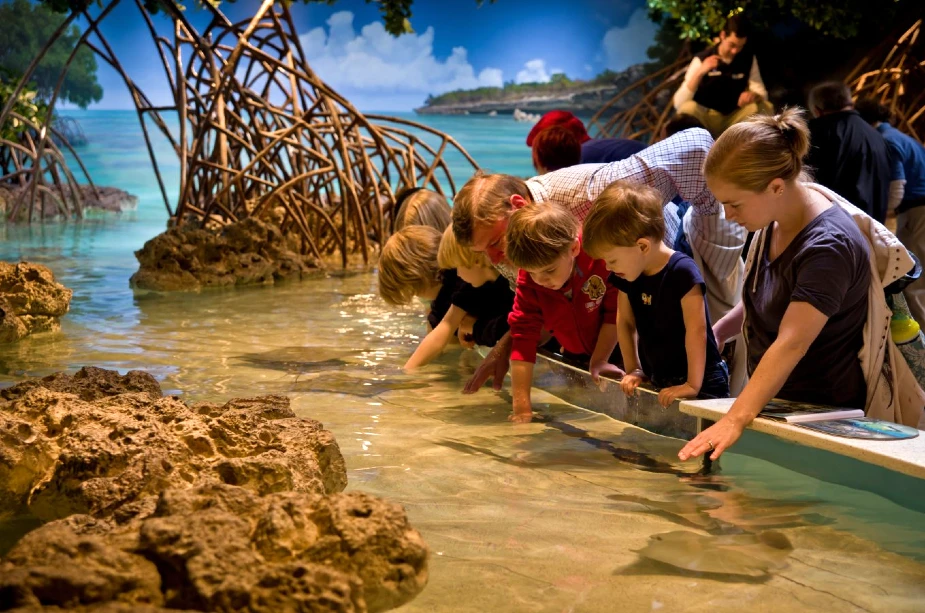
[
  {"xmin": 236, "ymin": 346, "xmax": 366, "ymax": 374},
  {"xmin": 544, "ymin": 420, "xmax": 699, "ymax": 476},
  {"xmin": 608, "ymin": 493, "xmax": 726, "ymax": 532},
  {"xmin": 609, "ymin": 491, "xmax": 833, "ymax": 534},
  {"xmin": 703, "ymin": 492, "xmax": 835, "ymax": 531},
  {"xmin": 289, "ymin": 370, "xmax": 431, "ymax": 397},
  {"xmin": 633, "ymin": 530, "xmax": 794, "ymax": 577},
  {"xmin": 433, "ymin": 419, "xmax": 693, "ymax": 475},
  {"xmin": 432, "ymin": 439, "xmax": 534, "ymax": 468}
]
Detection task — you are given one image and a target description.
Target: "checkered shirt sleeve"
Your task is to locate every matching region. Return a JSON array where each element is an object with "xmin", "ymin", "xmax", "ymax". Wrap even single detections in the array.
[{"xmin": 526, "ymin": 128, "xmax": 746, "ymax": 282}]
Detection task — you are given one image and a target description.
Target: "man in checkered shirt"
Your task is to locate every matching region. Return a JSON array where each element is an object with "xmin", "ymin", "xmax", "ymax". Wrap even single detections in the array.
[{"xmin": 451, "ymin": 127, "xmax": 745, "ymax": 393}]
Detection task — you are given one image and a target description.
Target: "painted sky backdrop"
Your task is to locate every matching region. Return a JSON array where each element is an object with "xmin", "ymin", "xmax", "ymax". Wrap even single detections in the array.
[{"xmin": 75, "ymin": 0, "xmax": 657, "ymax": 111}]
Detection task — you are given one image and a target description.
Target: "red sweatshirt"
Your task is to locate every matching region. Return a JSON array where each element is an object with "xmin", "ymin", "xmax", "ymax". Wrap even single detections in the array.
[{"xmin": 508, "ymin": 247, "xmax": 619, "ymax": 363}]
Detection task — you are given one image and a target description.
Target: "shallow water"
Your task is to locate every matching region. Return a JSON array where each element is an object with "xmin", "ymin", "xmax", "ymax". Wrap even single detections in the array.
[
  {"xmin": 2, "ymin": 111, "xmax": 925, "ymax": 610},
  {"xmin": 2, "ymin": 273, "xmax": 925, "ymax": 611}
]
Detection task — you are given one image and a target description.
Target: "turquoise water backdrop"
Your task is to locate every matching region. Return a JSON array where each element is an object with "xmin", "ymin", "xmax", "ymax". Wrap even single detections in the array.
[{"xmin": 0, "ymin": 110, "xmax": 534, "ymax": 357}]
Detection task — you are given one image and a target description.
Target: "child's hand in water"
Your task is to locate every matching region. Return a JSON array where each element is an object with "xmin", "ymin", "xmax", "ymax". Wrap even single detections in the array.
[
  {"xmin": 589, "ymin": 361, "xmax": 625, "ymax": 391},
  {"xmin": 511, "ymin": 398, "xmax": 533, "ymax": 423},
  {"xmin": 620, "ymin": 370, "xmax": 648, "ymax": 397},
  {"xmin": 457, "ymin": 314, "xmax": 477, "ymax": 348},
  {"xmin": 509, "ymin": 410, "xmax": 533, "ymax": 423},
  {"xmin": 657, "ymin": 382, "xmax": 698, "ymax": 407}
]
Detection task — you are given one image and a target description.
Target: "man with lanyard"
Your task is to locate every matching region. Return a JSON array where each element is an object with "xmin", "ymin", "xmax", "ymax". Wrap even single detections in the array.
[
  {"xmin": 672, "ymin": 14, "xmax": 773, "ymax": 138},
  {"xmin": 451, "ymin": 128, "xmax": 746, "ymax": 392}
]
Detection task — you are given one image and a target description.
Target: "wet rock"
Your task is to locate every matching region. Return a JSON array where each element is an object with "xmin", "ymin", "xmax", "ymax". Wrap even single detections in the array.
[
  {"xmin": 0, "ymin": 485, "xmax": 429, "ymax": 612},
  {"xmin": 0, "ymin": 185, "xmax": 137, "ymax": 220},
  {"xmin": 77, "ymin": 186, "xmax": 138, "ymax": 213},
  {"xmin": 0, "ymin": 262, "xmax": 72, "ymax": 344},
  {"xmin": 0, "ymin": 519, "xmax": 165, "ymax": 608},
  {"xmin": 0, "ymin": 366, "xmax": 163, "ymax": 402},
  {"xmin": 0, "ymin": 369, "xmax": 347, "ymax": 520},
  {"xmin": 130, "ymin": 217, "xmax": 319, "ymax": 292}
]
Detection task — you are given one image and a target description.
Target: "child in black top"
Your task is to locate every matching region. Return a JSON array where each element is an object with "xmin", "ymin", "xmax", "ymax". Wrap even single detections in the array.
[
  {"xmin": 378, "ymin": 225, "xmax": 514, "ymax": 369},
  {"xmin": 582, "ymin": 181, "xmax": 728, "ymax": 406}
]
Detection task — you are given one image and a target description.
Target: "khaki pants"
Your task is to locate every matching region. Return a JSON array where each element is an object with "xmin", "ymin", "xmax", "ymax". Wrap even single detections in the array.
[
  {"xmin": 897, "ymin": 206, "xmax": 925, "ymax": 326},
  {"xmin": 677, "ymin": 99, "xmax": 774, "ymax": 138}
]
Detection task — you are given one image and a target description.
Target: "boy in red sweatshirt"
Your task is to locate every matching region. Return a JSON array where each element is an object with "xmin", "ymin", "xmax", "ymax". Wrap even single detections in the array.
[{"xmin": 505, "ymin": 202, "xmax": 622, "ymax": 422}]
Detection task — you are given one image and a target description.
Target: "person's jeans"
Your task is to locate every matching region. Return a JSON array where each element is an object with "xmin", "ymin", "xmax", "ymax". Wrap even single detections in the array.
[
  {"xmin": 654, "ymin": 361, "xmax": 730, "ymax": 400},
  {"xmin": 698, "ymin": 361, "xmax": 731, "ymax": 399}
]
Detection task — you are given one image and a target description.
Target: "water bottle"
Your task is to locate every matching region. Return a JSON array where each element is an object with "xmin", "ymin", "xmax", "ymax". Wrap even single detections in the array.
[{"xmin": 888, "ymin": 293, "xmax": 925, "ymax": 388}]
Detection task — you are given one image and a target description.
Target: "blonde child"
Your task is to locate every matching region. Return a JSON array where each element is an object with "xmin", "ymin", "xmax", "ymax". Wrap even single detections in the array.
[
  {"xmin": 393, "ymin": 188, "xmax": 452, "ymax": 232},
  {"xmin": 582, "ymin": 181, "xmax": 729, "ymax": 408},
  {"xmin": 505, "ymin": 203, "xmax": 622, "ymax": 423},
  {"xmin": 378, "ymin": 225, "xmax": 514, "ymax": 370}
]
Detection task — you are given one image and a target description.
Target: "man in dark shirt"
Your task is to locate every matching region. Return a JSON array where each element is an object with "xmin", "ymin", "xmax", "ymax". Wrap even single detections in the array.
[
  {"xmin": 857, "ymin": 98, "xmax": 925, "ymax": 324},
  {"xmin": 525, "ymin": 110, "xmax": 645, "ymax": 168},
  {"xmin": 807, "ymin": 82, "xmax": 891, "ymax": 222},
  {"xmin": 673, "ymin": 14, "xmax": 773, "ymax": 138}
]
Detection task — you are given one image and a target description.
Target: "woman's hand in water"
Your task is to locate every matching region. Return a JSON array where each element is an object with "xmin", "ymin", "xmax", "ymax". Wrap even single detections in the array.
[
  {"xmin": 620, "ymin": 370, "xmax": 648, "ymax": 397},
  {"xmin": 678, "ymin": 414, "xmax": 747, "ymax": 461},
  {"xmin": 457, "ymin": 314, "xmax": 476, "ymax": 349}
]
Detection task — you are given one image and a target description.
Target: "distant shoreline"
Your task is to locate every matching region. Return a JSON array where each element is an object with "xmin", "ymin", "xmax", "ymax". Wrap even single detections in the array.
[{"xmin": 415, "ymin": 63, "xmax": 649, "ymax": 117}]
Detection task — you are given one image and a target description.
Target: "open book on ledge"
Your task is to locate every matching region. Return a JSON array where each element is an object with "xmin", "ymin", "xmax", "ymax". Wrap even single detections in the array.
[{"xmin": 758, "ymin": 400, "xmax": 865, "ymax": 423}]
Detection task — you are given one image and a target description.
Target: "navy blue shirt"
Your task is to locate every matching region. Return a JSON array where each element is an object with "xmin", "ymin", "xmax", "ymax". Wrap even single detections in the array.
[
  {"xmin": 611, "ymin": 252, "xmax": 724, "ymax": 388},
  {"xmin": 743, "ymin": 205, "xmax": 869, "ymax": 408},
  {"xmin": 580, "ymin": 138, "xmax": 646, "ymax": 164},
  {"xmin": 878, "ymin": 122, "xmax": 925, "ymax": 211},
  {"xmin": 452, "ymin": 274, "xmax": 515, "ymax": 347},
  {"xmin": 428, "ymin": 269, "xmax": 514, "ymax": 347},
  {"xmin": 808, "ymin": 110, "xmax": 890, "ymax": 222}
]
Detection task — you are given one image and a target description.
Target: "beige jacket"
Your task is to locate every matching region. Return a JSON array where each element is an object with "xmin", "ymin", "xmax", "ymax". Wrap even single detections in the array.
[{"xmin": 744, "ymin": 183, "xmax": 925, "ymax": 428}]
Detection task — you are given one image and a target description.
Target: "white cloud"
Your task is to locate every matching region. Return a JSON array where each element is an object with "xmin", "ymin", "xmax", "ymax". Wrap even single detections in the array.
[
  {"xmin": 601, "ymin": 8, "xmax": 658, "ymax": 72},
  {"xmin": 515, "ymin": 59, "xmax": 551, "ymax": 84},
  {"xmin": 297, "ymin": 11, "xmax": 503, "ymax": 109}
]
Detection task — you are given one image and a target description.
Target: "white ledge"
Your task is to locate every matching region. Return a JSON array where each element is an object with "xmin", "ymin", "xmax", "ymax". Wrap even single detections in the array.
[{"xmin": 679, "ymin": 398, "xmax": 925, "ymax": 481}]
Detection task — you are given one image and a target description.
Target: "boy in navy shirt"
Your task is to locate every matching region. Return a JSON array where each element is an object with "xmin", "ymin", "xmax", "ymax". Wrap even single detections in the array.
[{"xmin": 583, "ymin": 181, "xmax": 729, "ymax": 406}]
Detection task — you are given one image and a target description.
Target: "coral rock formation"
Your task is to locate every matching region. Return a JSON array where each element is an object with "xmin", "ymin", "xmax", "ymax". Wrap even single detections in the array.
[
  {"xmin": 0, "ymin": 367, "xmax": 428, "ymax": 611},
  {"xmin": 0, "ymin": 485, "xmax": 429, "ymax": 612},
  {"xmin": 0, "ymin": 262, "xmax": 72, "ymax": 344},
  {"xmin": 0, "ymin": 367, "xmax": 346, "ymax": 520},
  {"xmin": 130, "ymin": 216, "xmax": 319, "ymax": 292}
]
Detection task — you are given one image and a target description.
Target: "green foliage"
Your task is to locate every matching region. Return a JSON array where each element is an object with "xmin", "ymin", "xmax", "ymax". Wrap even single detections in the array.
[
  {"xmin": 0, "ymin": 0, "xmax": 102, "ymax": 108},
  {"xmin": 589, "ymin": 69, "xmax": 621, "ymax": 85},
  {"xmin": 367, "ymin": 0, "xmax": 413, "ymax": 35},
  {"xmin": 0, "ymin": 73, "xmax": 49, "ymax": 141},
  {"xmin": 645, "ymin": 13, "xmax": 686, "ymax": 65},
  {"xmin": 39, "ymin": 0, "xmax": 94, "ymax": 14},
  {"xmin": 646, "ymin": 0, "xmax": 906, "ymax": 43}
]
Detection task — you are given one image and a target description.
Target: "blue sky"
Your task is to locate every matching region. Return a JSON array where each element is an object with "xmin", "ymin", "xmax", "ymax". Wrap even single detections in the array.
[{"xmin": 78, "ymin": 0, "xmax": 658, "ymax": 111}]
